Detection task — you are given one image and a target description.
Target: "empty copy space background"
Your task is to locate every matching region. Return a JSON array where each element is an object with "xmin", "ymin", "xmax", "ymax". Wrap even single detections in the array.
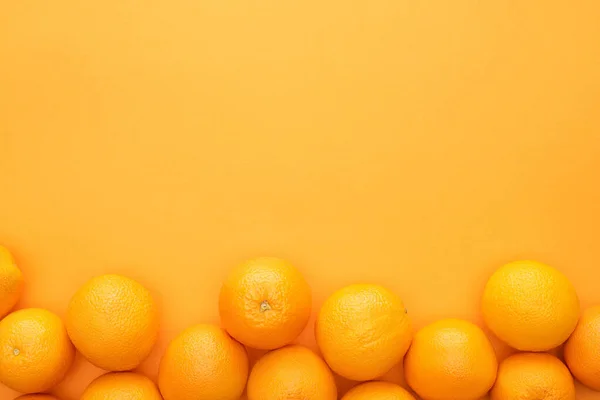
[{"xmin": 1, "ymin": 1, "xmax": 600, "ymax": 399}]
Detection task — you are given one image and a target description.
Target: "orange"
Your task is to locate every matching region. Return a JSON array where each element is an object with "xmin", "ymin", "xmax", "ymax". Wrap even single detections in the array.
[
  {"xmin": 219, "ymin": 257, "xmax": 311, "ymax": 350},
  {"xmin": 65, "ymin": 274, "xmax": 159, "ymax": 371},
  {"xmin": 0, "ymin": 308, "xmax": 75, "ymax": 393},
  {"xmin": 158, "ymin": 324, "xmax": 248, "ymax": 400},
  {"xmin": 404, "ymin": 318, "xmax": 497, "ymax": 400},
  {"xmin": 15, "ymin": 396, "xmax": 60, "ymax": 400},
  {"xmin": 247, "ymin": 345, "xmax": 337, "ymax": 400},
  {"xmin": 81, "ymin": 372, "xmax": 162, "ymax": 400},
  {"xmin": 315, "ymin": 283, "xmax": 412, "ymax": 381},
  {"xmin": 0, "ymin": 245, "xmax": 24, "ymax": 318},
  {"xmin": 482, "ymin": 260, "xmax": 580, "ymax": 351},
  {"xmin": 564, "ymin": 305, "xmax": 600, "ymax": 391},
  {"xmin": 342, "ymin": 381, "xmax": 416, "ymax": 400},
  {"xmin": 491, "ymin": 353, "xmax": 575, "ymax": 400}
]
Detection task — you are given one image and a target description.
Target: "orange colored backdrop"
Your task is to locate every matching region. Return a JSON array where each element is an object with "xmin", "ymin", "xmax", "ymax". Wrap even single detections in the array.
[{"xmin": 2, "ymin": 1, "xmax": 600, "ymax": 399}]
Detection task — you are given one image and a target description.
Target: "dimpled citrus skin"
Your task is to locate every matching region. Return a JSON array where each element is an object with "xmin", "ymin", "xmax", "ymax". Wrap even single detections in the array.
[
  {"xmin": 315, "ymin": 284, "xmax": 412, "ymax": 381},
  {"xmin": 564, "ymin": 305, "xmax": 600, "ymax": 391},
  {"xmin": 219, "ymin": 257, "xmax": 312, "ymax": 350},
  {"xmin": 81, "ymin": 372, "xmax": 163, "ymax": 400},
  {"xmin": 342, "ymin": 381, "xmax": 416, "ymax": 400},
  {"xmin": 0, "ymin": 245, "xmax": 24, "ymax": 319},
  {"xmin": 247, "ymin": 345, "xmax": 337, "ymax": 400},
  {"xmin": 491, "ymin": 353, "xmax": 575, "ymax": 400},
  {"xmin": 482, "ymin": 260, "xmax": 580, "ymax": 351},
  {"xmin": 0, "ymin": 308, "xmax": 75, "ymax": 393},
  {"xmin": 404, "ymin": 319, "xmax": 497, "ymax": 400},
  {"xmin": 66, "ymin": 274, "xmax": 159, "ymax": 371},
  {"xmin": 158, "ymin": 324, "xmax": 248, "ymax": 400},
  {"xmin": 15, "ymin": 396, "xmax": 60, "ymax": 400}
]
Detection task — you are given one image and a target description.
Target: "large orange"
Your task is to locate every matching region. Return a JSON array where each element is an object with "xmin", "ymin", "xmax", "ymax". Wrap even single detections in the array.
[
  {"xmin": 247, "ymin": 345, "xmax": 337, "ymax": 400},
  {"xmin": 15, "ymin": 396, "xmax": 60, "ymax": 400},
  {"xmin": 0, "ymin": 308, "xmax": 75, "ymax": 393},
  {"xmin": 81, "ymin": 372, "xmax": 162, "ymax": 400},
  {"xmin": 65, "ymin": 274, "xmax": 159, "ymax": 371},
  {"xmin": 342, "ymin": 381, "xmax": 416, "ymax": 400},
  {"xmin": 0, "ymin": 245, "xmax": 24, "ymax": 318},
  {"xmin": 219, "ymin": 257, "xmax": 311, "ymax": 350},
  {"xmin": 482, "ymin": 260, "xmax": 580, "ymax": 351},
  {"xmin": 158, "ymin": 324, "xmax": 248, "ymax": 400},
  {"xmin": 315, "ymin": 283, "xmax": 412, "ymax": 381},
  {"xmin": 564, "ymin": 305, "xmax": 600, "ymax": 391},
  {"xmin": 491, "ymin": 353, "xmax": 575, "ymax": 400},
  {"xmin": 404, "ymin": 318, "xmax": 497, "ymax": 400}
]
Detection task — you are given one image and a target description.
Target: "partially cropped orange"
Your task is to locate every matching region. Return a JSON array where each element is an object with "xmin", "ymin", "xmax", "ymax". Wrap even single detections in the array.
[
  {"xmin": 0, "ymin": 308, "xmax": 75, "ymax": 393},
  {"xmin": 564, "ymin": 305, "xmax": 600, "ymax": 391},
  {"xmin": 0, "ymin": 245, "xmax": 24, "ymax": 318},
  {"xmin": 342, "ymin": 381, "xmax": 415, "ymax": 400},
  {"xmin": 219, "ymin": 257, "xmax": 311, "ymax": 350},
  {"xmin": 482, "ymin": 260, "xmax": 579, "ymax": 351},
  {"xmin": 81, "ymin": 372, "xmax": 162, "ymax": 400},
  {"xmin": 158, "ymin": 324, "xmax": 248, "ymax": 400},
  {"xmin": 15, "ymin": 396, "xmax": 60, "ymax": 400},
  {"xmin": 315, "ymin": 283, "xmax": 412, "ymax": 381},
  {"xmin": 247, "ymin": 345, "xmax": 337, "ymax": 400},
  {"xmin": 404, "ymin": 318, "xmax": 497, "ymax": 400},
  {"xmin": 65, "ymin": 274, "xmax": 159, "ymax": 371},
  {"xmin": 491, "ymin": 353, "xmax": 575, "ymax": 400}
]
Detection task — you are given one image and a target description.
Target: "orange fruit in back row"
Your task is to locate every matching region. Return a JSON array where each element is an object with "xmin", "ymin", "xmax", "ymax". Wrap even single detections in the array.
[
  {"xmin": 404, "ymin": 319, "xmax": 497, "ymax": 400},
  {"xmin": 564, "ymin": 305, "xmax": 600, "ymax": 391},
  {"xmin": 15, "ymin": 396, "xmax": 60, "ymax": 400},
  {"xmin": 482, "ymin": 260, "xmax": 579, "ymax": 351},
  {"xmin": 81, "ymin": 372, "xmax": 162, "ymax": 400},
  {"xmin": 490, "ymin": 353, "xmax": 575, "ymax": 400},
  {"xmin": 158, "ymin": 324, "xmax": 248, "ymax": 400},
  {"xmin": 0, "ymin": 245, "xmax": 24, "ymax": 318},
  {"xmin": 66, "ymin": 274, "xmax": 159, "ymax": 371},
  {"xmin": 247, "ymin": 345, "xmax": 337, "ymax": 400},
  {"xmin": 219, "ymin": 257, "xmax": 311, "ymax": 350},
  {"xmin": 315, "ymin": 283, "xmax": 412, "ymax": 381},
  {"xmin": 0, "ymin": 308, "xmax": 75, "ymax": 393},
  {"xmin": 342, "ymin": 381, "xmax": 416, "ymax": 400}
]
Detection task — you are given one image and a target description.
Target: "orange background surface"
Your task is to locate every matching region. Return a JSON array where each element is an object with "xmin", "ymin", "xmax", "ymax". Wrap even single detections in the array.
[{"xmin": 1, "ymin": 1, "xmax": 600, "ymax": 399}]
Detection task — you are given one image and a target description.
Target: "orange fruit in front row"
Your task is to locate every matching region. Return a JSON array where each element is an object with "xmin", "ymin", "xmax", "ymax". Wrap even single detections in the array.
[
  {"xmin": 81, "ymin": 372, "xmax": 162, "ymax": 400},
  {"xmin": 315, "ymin": 283, "xmax": 412, "ymax": 381},
  {"xmin": 0, "ymin": 245, "xmax": 24, "ymax": 319},
  {"xmin": 158, "ymin": 324, "xmax": 248, "ymax": 400},
  {"xmin": 15, "ymin": 396, "xmax": 60, "ymax": 400},
  {"xmin": 0, "ymin": 308, "xmax": 75, "ymax": 393},
  {"xmin": 219, "ymin": 257, "xmax": 312, "ymax": 350},
  {"xmin": 564, "ymin": 305, "xmax": 600, "ymax": 391},
  {"xmin": 490, "ymin": 353, "xmax": 575, "ymax": 400},
  {"xmin": 404, "ymin": 318, "xmax": 497, "ymax": 400},
  {"xmin": 247, "ymin": 345, "xmax": 337, "ymax": 400},
  {"xmin": 66, "ymin": 274, "xmax": 159, "ymax": 371},
  {"xmin": 342, "ymin": 381, "xmax": 415, "ymax": 400}
]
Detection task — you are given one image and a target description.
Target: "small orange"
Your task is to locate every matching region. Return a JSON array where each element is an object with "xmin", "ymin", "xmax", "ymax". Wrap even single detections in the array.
[
  {"xmin": 15, "ymin": 396, "xmax": 60, "ymax": 400},
  {"xmin": 66, "ymin": 274, "xmax": 159, "ymax": 371},
  {"xmin": 491, "ymin": 353, "xmax": 575, "ymax": 400},
  {"xmin": 482, "ymin": 260, "xmax": 579, "ymax": 351},
  {"xmin": 342, "ymin": 381, "xmax": 415, "ymax": 400},
  {"xmin": 315, "ymin": 283, "xmax": 412, "ymax": 381},
  {"xmin": 158, "ymin": 324, "xmax": 248, "ymax": 400},
  {"xmin": 404, "ymin": 318, "xmax": 497, "ymax": 400},
  {"xmin": 247, "ymin": 345, "xmax": 337, "ymax": 400},
  {"xmin": 0, "ymin": 245, "xmax": 24, "ymax": 318},
  {"xmin": 219, "ymin": 257, "xmax": 311, "ymax": 350},
  {"xmin": 0, "ymin": 308, "xmax": 75, "ymax": 393},
  {"xmin": 81, "ymin": 372, "xmax": 162, "ymax": 400},
  {"xmin": 564, "ymin": 305, "xmax": 600, "ymax": 391}
]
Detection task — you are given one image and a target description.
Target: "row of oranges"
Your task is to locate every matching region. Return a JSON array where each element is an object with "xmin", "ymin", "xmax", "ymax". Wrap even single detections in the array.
[{"xmin": 1, "ymin": 245, "xmax": 600, "ymax": 399}]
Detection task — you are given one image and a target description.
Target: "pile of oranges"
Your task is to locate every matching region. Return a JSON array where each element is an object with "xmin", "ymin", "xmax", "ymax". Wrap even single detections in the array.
[{"xmin": 1, "ymin": 245, "xmax": 599, "ymax": 400}]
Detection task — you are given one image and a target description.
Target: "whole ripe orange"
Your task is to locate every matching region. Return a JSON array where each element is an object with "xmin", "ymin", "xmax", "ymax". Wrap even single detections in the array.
[
  {"xmin": 65, "ymin": 274, "xmax": 159, "ymax": 371},
  {"xmin": 564, "ymin": 305, "xmax": 600, "ymax": 391},
  {"xmin": 491, "ymin": 353, "xmax": 575, "ymax": 400},
  {"xmin": 158, "ymin": 324, "xmax": 248, "ymax": 400},
  {"xmin": 404, "ymin": 318, "xmax": 497, "ymax": 400},
  {"xmin": 315, "ymin": 283, "xmax": 412, "ymax": 381},
  {"xmin": 482, "ymin": 260, "xmax": 579, "ymax": 351},
  {"xmin": 219, "ymin": 257, "xmax": 311, "ymax": 350},
  {"xmin": 81, "ymin": 372, "xmax": 162, "ymax": 400},
  {"xmin": 0, "ymin": 245, "xmax": 24, "ymax": 318},
  {"xmin": 15, "ymin": 396, "xmax": 60, "ymax": 400},
  {"xmin": 342, "ymin": 381, "xmax": 415, "ymax": 400},
  {"xmin": 0, "ymin": 308, "xmax": 75, "ymax": 393},
  {"xmin": 247, "ymin": 345, "xmax": 337, "ymax": 400}
]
